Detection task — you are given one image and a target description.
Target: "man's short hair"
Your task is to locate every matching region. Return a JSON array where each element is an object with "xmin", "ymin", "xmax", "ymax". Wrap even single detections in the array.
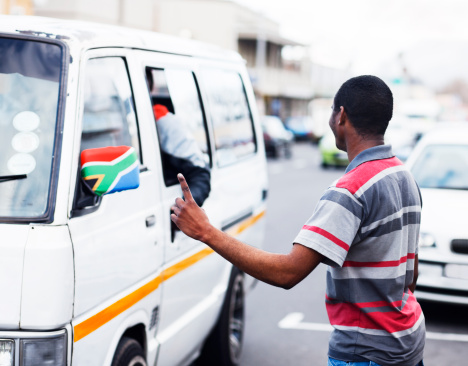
[{"xmin": 333, "ymin": 75, "xmax": 393, "ymax": 136}]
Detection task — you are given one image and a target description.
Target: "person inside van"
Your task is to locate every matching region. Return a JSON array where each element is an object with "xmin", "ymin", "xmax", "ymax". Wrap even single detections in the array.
[{"xmin": 146, "ymin": 68, "xmax": 211, "ymax": 206}]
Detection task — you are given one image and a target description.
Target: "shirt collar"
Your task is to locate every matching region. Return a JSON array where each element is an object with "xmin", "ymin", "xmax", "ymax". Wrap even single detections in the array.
[{"xmin": 345, "ymin": 145, "xmax": 395, "ymax": 173}]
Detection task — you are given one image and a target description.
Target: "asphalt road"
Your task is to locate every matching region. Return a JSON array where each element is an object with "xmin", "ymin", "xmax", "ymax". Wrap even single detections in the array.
[{"xmin": 239, "ymin": 142, "xmax": 468, "ymax": 366}]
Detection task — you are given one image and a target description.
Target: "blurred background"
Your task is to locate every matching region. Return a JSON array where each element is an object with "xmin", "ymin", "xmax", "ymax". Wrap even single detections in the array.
[
  {"xmin": 3, "ymin": 0, "xmax": 468, "ymax": 139},
  {"xmin": 3, "ymin": 1, "xmax": 468, "ymax": 365}
]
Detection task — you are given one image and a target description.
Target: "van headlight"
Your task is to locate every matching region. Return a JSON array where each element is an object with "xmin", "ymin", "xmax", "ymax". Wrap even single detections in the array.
[
  {"xmin": 419, "ymin": 232, "xmax": 436, "ymax": 248},
  {"xmin": 0, "ymin": 340, "xmax": 14, "ymax": 366},
  {"xmin": 21, "ymin": 333, "xmax": 67, "ymax": 366}
]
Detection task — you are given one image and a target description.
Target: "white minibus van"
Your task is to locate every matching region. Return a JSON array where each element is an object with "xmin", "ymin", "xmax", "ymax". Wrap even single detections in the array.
[{"xmin": 0, "ymin": 16, "xmax": 268, "ymax": 366}]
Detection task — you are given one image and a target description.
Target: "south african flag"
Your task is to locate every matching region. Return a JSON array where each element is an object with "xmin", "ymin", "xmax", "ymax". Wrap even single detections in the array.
[{"xmin": 81, "ymin": 146, "xmax": 140, "ymax": 196}]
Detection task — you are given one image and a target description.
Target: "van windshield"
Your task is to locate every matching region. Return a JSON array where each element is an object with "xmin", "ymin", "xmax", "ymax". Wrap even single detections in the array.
[{"xmin": 0, "ymin": 37, "xmax": 64, "ymax": 220}]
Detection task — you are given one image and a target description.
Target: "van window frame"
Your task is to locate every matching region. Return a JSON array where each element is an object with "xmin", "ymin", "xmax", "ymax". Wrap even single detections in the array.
[
  {"xmin": 144, "ymin": 65, "xmax": 212, "ymax": 184},
  {"xmin": 192, "ymin": 72, "xmax": 213, "ymax": 169},
  {"xmin": 201, "ymin": 68, "xmax": 258, "ymax": 169},
  {"xmin": 0, "ymin": 33, "xmax": 69, "ymax": 224},
  {"xmin": 79, "ymin": 56, "xmax": 144, "ymax": 164},
  {"xmin": 72, "ymin": 53, "xmax": 145, "ymax": 217}
]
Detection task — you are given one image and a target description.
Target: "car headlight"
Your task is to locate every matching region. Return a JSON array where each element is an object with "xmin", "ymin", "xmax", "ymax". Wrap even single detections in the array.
[
  {"xmin": 0, "ymin": 340, "xmax": 14, "ymax": 366},
  {"xmin": 419, "ymin": 232, "xmax": 436, "ymax": 248},
  {"xmin": 21, "ymin": 333, "xmax": 67, "ymax": 366}
]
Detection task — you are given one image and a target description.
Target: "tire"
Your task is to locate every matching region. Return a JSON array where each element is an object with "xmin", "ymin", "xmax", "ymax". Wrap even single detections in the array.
[
  {"xmin": 197, "ymin": 268, "xmax": 245, "ymax": 366},
  {"xmin": 111, "ymin": 337, "xmax": 147, "ymax": 366},
  {"xmin": 271, "ymin": 145, "xmax": 279, "ymax": 159}
]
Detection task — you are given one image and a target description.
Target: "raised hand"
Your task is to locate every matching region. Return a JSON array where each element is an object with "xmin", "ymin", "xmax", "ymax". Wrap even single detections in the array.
[{"xmin": 171, "ymin": 173, "xmax": 211, "ymax": 241}]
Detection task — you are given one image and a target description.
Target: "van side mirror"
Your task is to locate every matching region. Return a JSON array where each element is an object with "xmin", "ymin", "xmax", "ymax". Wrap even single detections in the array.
[{"xmin": 80, "ymin": 146, "xmax": 140, "ymax": 196}]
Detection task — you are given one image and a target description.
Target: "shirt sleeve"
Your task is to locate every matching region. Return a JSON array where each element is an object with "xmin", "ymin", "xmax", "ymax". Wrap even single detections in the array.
[
  {"xmin": 293, "ymin": 187, "xmax": 363, "ymax": 267},
  {"xmin": 157, "ymin": 113, "xmax": 207, "ymax": 169}
]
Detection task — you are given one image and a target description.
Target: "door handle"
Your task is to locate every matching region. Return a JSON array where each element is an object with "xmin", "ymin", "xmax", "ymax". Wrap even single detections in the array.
[{"xmin": 146, "ymin": 215, "xmax": 156, "ymax": 227}]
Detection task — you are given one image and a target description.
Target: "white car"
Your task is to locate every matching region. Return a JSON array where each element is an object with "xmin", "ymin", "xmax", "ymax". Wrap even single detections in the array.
[{"xmin": 405, "ymin": 123, "xmax": 468, "ymax": 304}]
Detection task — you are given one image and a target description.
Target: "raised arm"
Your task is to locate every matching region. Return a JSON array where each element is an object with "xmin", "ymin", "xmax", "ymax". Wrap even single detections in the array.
[{"xmin": 171, "ymin": 174, "xmax": 323, "ymax": 289}]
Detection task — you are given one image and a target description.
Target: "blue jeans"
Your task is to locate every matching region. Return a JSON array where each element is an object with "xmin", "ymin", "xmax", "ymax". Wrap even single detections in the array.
[{"xmin": 328, "ymin": 357, "xmax": 424, "ymax": 366}]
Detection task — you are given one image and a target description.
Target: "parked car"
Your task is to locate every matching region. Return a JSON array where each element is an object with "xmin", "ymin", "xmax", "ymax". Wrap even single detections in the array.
[
  {"xmin": 0, "ymin": 16, "xmax": 268, "ymax": 366},
  {"xmin": 405, "ymin": 124, "xmax": 468, "ymax": 304},
  {"xmin": 261, "ymin": 115, "xmax": 293, "ymax": 158},
  {"xmin": 284, "ymin": 116, "xmax": 315, "ymax": 141},
  {"xmin": 318, "ymin": 131, "xmax": 348, "ymax": 168},
  {"xmin": 385, "ymin": 116, "xmax": 423, "ymax": 161}
]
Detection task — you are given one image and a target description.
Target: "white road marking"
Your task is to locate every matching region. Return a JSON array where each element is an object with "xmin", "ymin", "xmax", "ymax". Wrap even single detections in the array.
[
  {"xmin": 425, "ymin": 331, "xmax": 468, "ymax": 342},
  {"xmin": 279, "ymin": 313, "xmax": 333, "ymax": 331},
  {"xmin": 278, "ymin": 312, "xmax": 468, "ymax": 343}
]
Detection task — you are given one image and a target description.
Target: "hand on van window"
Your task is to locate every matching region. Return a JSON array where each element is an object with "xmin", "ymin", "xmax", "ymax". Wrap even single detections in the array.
[
  {"xmin": 171, "ymin": 174, "xmax": 211, "ymax": 242},
  {"xmin": 172, "ymin": 173, "xmax": 324, "ymax": 290}
]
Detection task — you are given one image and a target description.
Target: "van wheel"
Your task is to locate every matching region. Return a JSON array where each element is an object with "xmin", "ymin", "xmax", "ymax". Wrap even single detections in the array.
[
  {"xmin": 197, "ymin": 268, "xmax": 245, "ymax": 366},
  {"xmin": 111, "ymin": 337, "xmax": 147, "ymax": 366}
]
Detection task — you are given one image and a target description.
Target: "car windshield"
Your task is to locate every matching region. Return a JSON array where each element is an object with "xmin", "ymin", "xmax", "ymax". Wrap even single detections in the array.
[
  {"xmin": 411, "ymin": 144, "xmax": 468, "ymax": 190},
  {"xmin": 0, "ymin": 37, "xmax": 64, "ymax": 219}
]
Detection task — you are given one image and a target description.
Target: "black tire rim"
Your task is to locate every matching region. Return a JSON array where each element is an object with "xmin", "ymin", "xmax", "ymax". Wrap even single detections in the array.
[{"xmin": 228, "ymin": 274, "xmax": 244, "ymax": 363}]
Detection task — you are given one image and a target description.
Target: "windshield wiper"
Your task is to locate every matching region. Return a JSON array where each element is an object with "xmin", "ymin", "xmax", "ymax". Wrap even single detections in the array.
[{"xmin": 0, "ymin": 174, "xmax": 27, "ymax": 183}]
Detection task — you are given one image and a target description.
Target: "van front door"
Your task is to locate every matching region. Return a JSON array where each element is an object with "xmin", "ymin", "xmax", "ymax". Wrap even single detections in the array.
[
  {"xmin": 142, "ymin": 59, "xmax": 228, "ymax": 366},
  {"xmin": 69, "ymin": 53, "xmax": 165, "ymax": 366}
]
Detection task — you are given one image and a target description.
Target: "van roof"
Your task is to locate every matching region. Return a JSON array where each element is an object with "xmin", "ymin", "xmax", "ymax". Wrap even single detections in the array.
[{"xmin": 0, "ymin": 15, "xmax": 244, "ymax": 63}]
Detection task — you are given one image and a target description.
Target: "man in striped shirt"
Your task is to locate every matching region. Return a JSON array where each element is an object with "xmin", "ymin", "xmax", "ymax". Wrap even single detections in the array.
[{"xmin": 171, "ymin": 75, "xmax": 425, "ymax": 366}]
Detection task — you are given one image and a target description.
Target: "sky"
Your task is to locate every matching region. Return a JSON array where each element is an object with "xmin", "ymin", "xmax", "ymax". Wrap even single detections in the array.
[{"xmin": 232, "ymin": 0, "xmax": 468, "ymax": 89}]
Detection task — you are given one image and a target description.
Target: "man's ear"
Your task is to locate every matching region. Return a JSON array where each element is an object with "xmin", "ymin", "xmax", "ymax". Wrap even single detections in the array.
[{"xmin": 338, "ymin": 106, "xmax": 347, "ymax": 125}]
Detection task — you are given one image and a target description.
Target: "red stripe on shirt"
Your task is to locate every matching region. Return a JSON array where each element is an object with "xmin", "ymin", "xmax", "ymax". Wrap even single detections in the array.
[
  {"xmin": 336, "ymin": 157, "xmax": 403, "ymax": 195},
  {"xmin": 302, "ymin": 225, "xmax": 350, "ymax": 251},
  {"xmin": 355, "ymin": 299, "xmax": 403, "ymax": 309},
  {"xmin": 326, "ymin": 293, "xmax": 422, "ymax": 333},
  {"xmin": 343, "ymin": 253, "xmax": 416, "ymax": 268}
]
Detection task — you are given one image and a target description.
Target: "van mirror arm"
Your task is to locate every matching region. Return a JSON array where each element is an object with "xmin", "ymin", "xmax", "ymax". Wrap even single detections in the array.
[{"xmin": 71, "ymin": 172, "xmax": 102, "ymax": 218}]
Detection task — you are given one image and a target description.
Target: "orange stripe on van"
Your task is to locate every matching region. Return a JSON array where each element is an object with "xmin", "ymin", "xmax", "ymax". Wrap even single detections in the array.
[
  {"xmin": 163, "ymin": 247, "xmax": 215, "ymax": 283},
  {"xmin": 226, "ymin": 210, "xmax": 265, "ymax": 236},
  {"xmin": 74, "ymin": 274, "xmax": 164, "ymax": 342},
  {"xmin": 73, "ymin": 210, "xmax": 265, "ymax": 342}
]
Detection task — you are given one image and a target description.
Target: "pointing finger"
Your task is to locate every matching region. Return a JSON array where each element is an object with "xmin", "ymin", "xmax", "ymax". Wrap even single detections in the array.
[{"xmin": 177, "ymin": 173, "xmax": 194, "ymax": 202}]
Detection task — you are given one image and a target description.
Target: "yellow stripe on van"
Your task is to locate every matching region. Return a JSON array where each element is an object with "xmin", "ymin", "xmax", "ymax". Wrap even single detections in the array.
[{"xmin": 73, "ymin": 210, "xmax": 265, "ymax": 342}]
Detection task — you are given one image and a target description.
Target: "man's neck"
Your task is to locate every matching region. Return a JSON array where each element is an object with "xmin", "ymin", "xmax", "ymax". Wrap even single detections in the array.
[{"xmin": 346, "ymin": 136, "xmax": 385, "ymax": 163}]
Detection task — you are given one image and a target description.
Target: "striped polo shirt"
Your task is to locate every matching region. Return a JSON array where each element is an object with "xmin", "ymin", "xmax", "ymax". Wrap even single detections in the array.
[{"xmin": 294, "ymin": 145, "xmax": 425, "ymax": 366}]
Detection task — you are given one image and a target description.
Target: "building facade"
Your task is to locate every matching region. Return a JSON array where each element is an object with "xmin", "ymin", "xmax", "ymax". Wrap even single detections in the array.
[{"xmin": 2, "ymin": 0, "xmax": 348, "ymax": 121}]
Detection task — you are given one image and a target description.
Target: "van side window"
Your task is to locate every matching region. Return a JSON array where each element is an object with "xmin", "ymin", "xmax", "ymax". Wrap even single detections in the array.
[
  {"xmin": 146, "ymin": 67, "xmax": 211, "ymax": 206},
  {"xmin": 202, "ymin": 69, "xmax": 256, "ymax": 167},
  {"xmin": 81, "ymin": 57, "xmax": 141, "ymax": 161}
]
